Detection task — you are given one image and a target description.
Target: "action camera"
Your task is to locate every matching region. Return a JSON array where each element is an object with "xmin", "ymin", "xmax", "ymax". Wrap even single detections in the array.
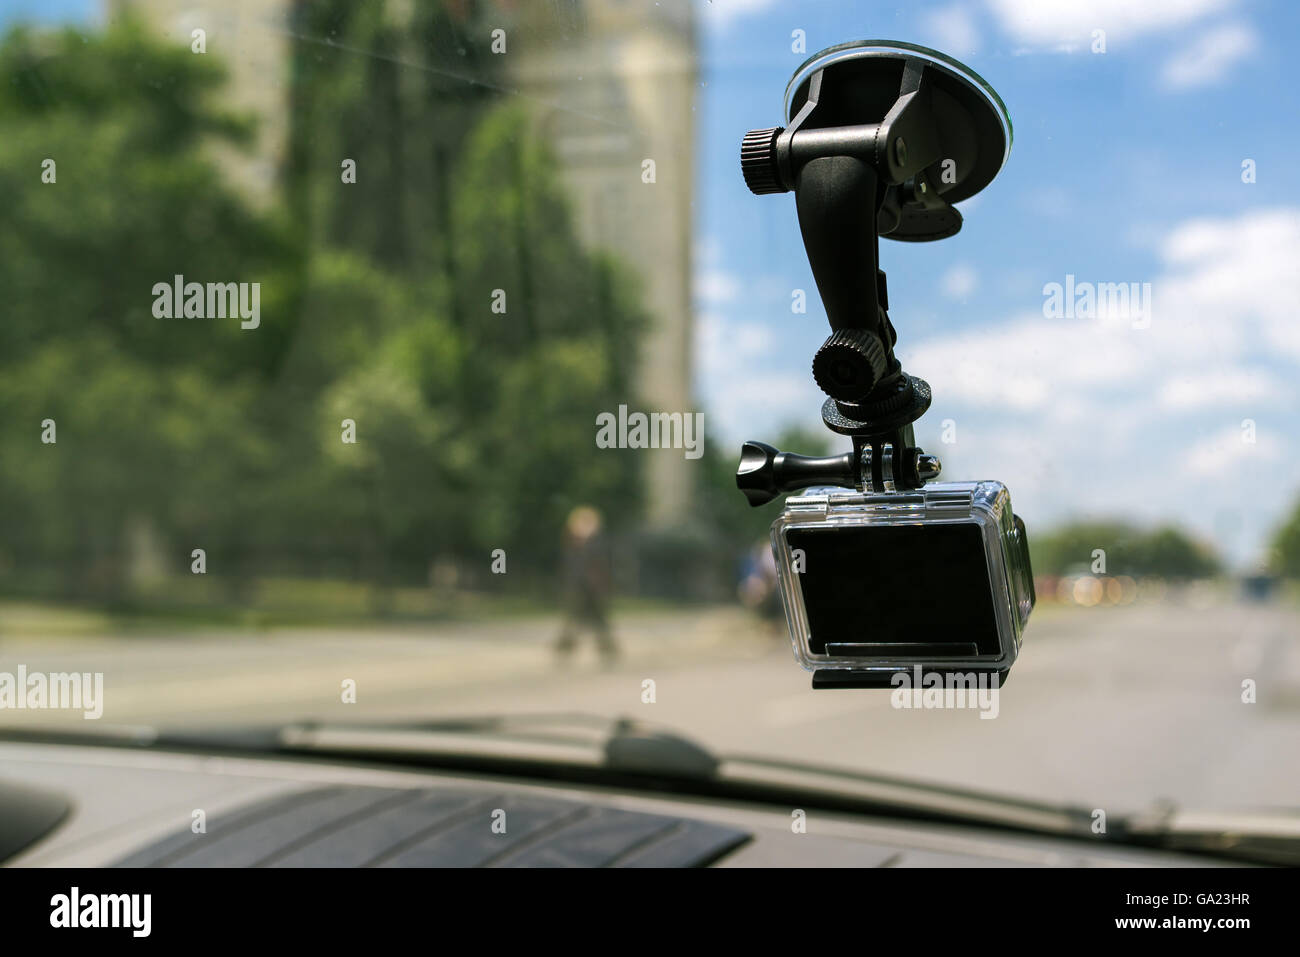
[
  {"xmin": 734, "ymin": 41, "xmax": 1035, "ymax": 688},
  {"xmin": 771, "ymin": 482, "xmax": 1034, "ymax": 689}
]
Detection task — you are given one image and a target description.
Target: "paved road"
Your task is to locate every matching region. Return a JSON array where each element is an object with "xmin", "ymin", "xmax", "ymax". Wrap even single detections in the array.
[{"xmin": 2, "ymin": 599, "xmax": 1298, "ymax": 814}]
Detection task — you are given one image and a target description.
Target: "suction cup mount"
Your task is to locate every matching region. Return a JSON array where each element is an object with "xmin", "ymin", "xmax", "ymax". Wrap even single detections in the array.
[{"xmin": 736, "ymin": 41, "xmax": 1011, "ymax": 506}]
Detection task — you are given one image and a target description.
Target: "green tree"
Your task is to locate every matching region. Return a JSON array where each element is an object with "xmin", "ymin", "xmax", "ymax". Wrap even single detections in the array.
[
  {"xmin": 0, "ymin": 21, "xmax": 301, "ymax": 601},
  {"xmin": 0, "ymin": 12, "xmax": 650, "ymax": 610},
  {"xmin": 1030, "ymin": 521, "xmax": 1220, "ymax": 579},
  {"xmin": 1269, "ymin": 491, "xmax": 1300, "ymax": 577},
  {"xmin": 284, "ymin": 0, "xmax": 502, "ymax": 277}
]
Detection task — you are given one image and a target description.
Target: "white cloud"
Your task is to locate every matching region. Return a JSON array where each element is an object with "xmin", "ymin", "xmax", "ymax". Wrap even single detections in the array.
[
  {"xmin": 1180, "ymin": 424, "xmax": 1280, "ymax": 478},
  {"xmin": 1157, "ymin": 209, "xmax": 1300, "ymax": 361},
  {"xmin": 696, "ymin": 311, "xmax": 773, "ymax": 365},
  {"xmin": 941, "ymin": 263, "xmax": 979, "ymax": 300},
  {"xmin": 899, "ymin": 207, "xmax": 1300, "ymax": 565},
  {"xmin": 1023, "ymin": 186, "xmax": 1073, "ymax": 220},
  {"xmin": 695, "ymin": 308, "xmax": 824, "ymax": 444},
  {"xmin": 1160, "ymin": 22, "xmax": 1257, "ymax": 90},
  {"xmin": 706, "ymin": 373, "xmax": 821, "ymax": 442},
  {"xmin": 696, "ymin": 208, "xmax": 1300, "ymax": 564},
  {"xmin": 987, "ymin": 0, "xmax": 1235, "ymax": 46},
  {"xmin": 903, "ymin": 313, "xmax": 1150, "ymax": 410},
  {"xmin": 1157, "ymin": 369, "xmax": 1287, "ymax": 411},
  {"xmin": 923, "ymin": 4, "xmax": 982, "ymax": 58},
  {"xmin": 694, "ymin": 269, "xmax": 742, "ymax": 306},
  {"xmin": 701, "ymin": 0, "xmax": 781, "ymax": 30}
]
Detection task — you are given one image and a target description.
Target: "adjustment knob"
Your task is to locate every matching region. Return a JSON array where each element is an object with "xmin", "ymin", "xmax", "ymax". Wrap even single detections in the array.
[
  {"xmin": 740, "ymin": 127, "xmax": 787, "ymax": 195},
  {"xmin": 736, "ymin": 440, "xmax": 781, "ymax": 506},
  {"xmin": 735, "ymin": 441, "xmax": 857, "ymax": 507},
  {"xmin": 812, "ymin": 328, "xmax": 888, "ymax": 402}
]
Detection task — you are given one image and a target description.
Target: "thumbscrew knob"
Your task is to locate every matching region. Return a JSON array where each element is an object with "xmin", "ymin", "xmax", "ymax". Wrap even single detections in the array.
[
  {"xmin": 812, "ymin": 328, "xmax": 889, "ymax": 402},
  {"xmin": 740, "ymin": 127, "xmax": 788, "ymax": 195}
]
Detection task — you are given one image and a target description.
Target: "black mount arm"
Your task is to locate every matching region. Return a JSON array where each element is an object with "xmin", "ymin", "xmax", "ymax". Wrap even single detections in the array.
[
  {"xmin": 733, "ymin": 44, "xmax": 1010, "ymax": 505},
  {"xmin": 736, "ymin": 57, "xmax": 961, "ymax": 504}
]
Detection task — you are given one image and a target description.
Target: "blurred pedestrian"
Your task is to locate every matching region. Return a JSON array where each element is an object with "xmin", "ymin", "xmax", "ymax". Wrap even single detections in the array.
[
  {"xmin": 554, "ymin": 505, "xmax": 619, "ymax": 663},
  {"xmin": 738, "ymin": 539, "xmax": 783, "ymax": 634}
]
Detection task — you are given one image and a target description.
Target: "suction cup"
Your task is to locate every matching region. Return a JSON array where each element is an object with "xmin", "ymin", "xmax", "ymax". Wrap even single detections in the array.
[{"xmin": 784, "ymin": 40, "xmax": 1012, "ymax": 240}]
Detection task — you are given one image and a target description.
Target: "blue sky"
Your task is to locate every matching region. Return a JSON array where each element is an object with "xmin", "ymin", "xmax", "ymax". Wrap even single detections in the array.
[
  {"xmin": 696, "ymin": 0, "xmax": 1300, "ymax": 567},
  {"xmin": 0, "ymin": 0, "xmax": 93, "ymax": 28},
  {"xmin": 6, "ymin": 0, "xmax": 1297, "ymax": 567}
]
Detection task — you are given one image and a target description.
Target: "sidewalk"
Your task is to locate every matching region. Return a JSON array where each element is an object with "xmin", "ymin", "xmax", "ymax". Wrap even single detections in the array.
[{"xmin": 0, "ymin": 605, "xmax": 769, "ymax": 729}]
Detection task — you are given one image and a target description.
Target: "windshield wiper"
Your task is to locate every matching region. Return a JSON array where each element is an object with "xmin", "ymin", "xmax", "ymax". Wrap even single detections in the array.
[
  {"xmin": 1114, "ymin": 799, "xmax": 1300, "ymax": 866},
  {"xmin": 260, "ymin": 714, "xmax": 1105, "ymax": 840},
  {"xmin": 276, "ymin": 713, "xmax": 721, "ymax": 779}
]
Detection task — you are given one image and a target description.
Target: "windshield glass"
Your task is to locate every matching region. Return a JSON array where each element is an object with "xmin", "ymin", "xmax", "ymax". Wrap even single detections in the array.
[{"xmin": 1, "ymin": 0, "xmax": 1298, "ymax": 818}]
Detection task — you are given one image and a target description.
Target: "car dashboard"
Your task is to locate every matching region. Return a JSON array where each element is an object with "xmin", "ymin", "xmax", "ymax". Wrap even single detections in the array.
[{"xmin": 0, "ymin": 740, "xmax": 1230, "ymax": 868}]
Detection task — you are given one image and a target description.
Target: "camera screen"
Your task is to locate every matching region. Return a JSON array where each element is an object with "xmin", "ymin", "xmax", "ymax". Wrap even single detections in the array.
[{"xmin": 785, "ymin": 521, "xmax": 1001, "ymax": 656}]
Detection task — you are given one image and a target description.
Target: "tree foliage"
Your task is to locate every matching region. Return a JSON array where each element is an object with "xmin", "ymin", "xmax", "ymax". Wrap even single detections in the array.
[
  {"xmin": 1030, "ymin": 521, "xmax": 1221, "ymax": 579},
  {"xmin": 0, "ymin": 14, "xmax": 643, "ymax": 605},
  {"xmin": 1269, "ymin": 492, "xmax": 1300, "ymax": 578}
]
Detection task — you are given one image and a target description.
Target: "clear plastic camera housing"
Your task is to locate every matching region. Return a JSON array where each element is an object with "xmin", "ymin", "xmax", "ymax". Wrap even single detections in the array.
[{"xmin": 770, "ymin": 481, "xmax": 1033, "ymax": 678}]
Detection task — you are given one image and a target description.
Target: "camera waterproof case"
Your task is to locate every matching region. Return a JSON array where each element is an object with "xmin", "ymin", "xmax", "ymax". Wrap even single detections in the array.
[{"xmin": 771, "ymin": 482, "xmax": 1034, "ymax": 689}]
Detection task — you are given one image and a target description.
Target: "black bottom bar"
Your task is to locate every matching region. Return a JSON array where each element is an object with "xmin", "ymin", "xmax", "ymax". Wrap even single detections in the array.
[
  {"xmin": 812, "ymin": 666, "xmax": 1011, "ymax": 689},
  {"xmin": 0, "ymin": 865, "xmax": 1279, "ymax": 943}
]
